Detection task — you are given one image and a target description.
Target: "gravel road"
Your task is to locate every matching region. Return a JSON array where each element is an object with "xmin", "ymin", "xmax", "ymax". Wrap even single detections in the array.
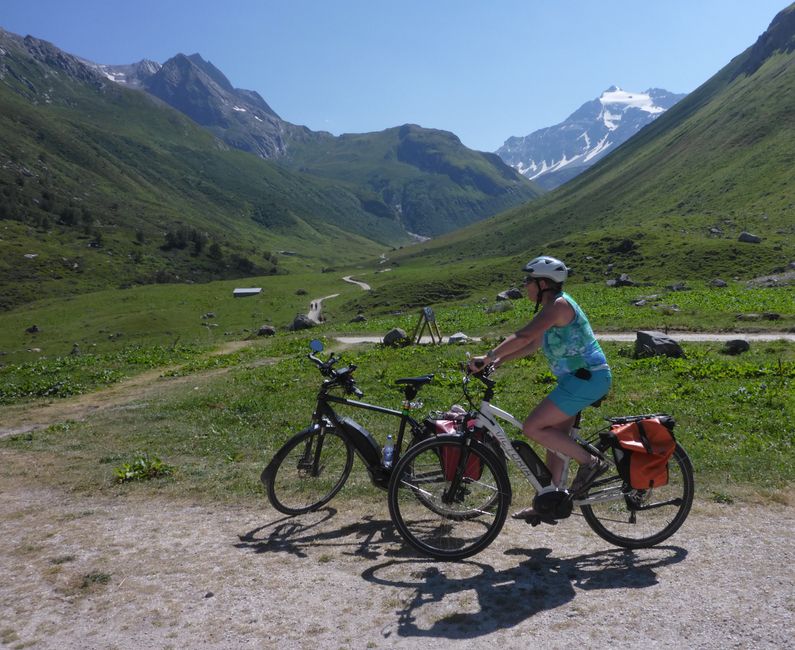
[{"xmin": 1, "ymin": 473, "xmax": 792, "ymax": 649}]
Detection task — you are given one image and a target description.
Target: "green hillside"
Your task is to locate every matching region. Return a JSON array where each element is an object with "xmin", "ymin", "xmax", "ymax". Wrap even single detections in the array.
[
  {"xmin": 389, "ymin": 5, "xmax": 795, "ymax": 285},
  {"xmin": 0, "ymin": 31, "xmax": 407, "ymax": 310},
  {"xmin": 280, "ymin": 124, "xmax": 542, "ymax": 236}
]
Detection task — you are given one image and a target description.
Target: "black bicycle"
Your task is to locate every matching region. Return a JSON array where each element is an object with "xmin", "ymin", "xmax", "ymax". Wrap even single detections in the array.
[{"xmin": 261, "ymin": 340, "xmax": 436, "ymax": 515}]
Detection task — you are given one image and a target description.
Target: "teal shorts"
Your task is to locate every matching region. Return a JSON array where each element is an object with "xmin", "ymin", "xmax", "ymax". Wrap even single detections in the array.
[{"xmin": 547, "ymin": 369, "xmax": 612, "ymax": 416}]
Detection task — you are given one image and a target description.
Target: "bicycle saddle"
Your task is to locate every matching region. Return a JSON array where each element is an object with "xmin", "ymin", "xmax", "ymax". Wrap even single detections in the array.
[{"xmin": 394, "ymin": 374, "xmax": 434, "ymax": 387}]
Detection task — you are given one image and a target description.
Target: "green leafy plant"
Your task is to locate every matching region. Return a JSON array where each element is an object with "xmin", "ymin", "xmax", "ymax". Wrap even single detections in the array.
[{"xmin": 113, "ymin": 453, "xmax": 174, "ymax": 483}]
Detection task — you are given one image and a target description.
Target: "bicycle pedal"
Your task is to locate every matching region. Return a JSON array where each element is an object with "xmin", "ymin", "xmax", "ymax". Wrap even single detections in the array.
[{"xmin": 526, "ymin": 515, "xmax": 557, "ymax": 527}]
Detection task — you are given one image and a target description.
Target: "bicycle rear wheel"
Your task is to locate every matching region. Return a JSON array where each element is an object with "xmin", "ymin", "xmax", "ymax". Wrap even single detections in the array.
[
  {"xmin": 263, "ymin": 426, "xmax": 354, "ymax": 515},
  {"xmin": 580, "ymin": 442, "xmax": 694, "ymax": 548},
  {"xmin": 388, "ymin": 436, "xmax": 511, "ymax": 560}
]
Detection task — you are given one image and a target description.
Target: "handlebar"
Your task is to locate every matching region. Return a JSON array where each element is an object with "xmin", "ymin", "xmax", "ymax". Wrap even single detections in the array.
[{"xmin": 307, "ymin": 351, "xmax": 363, "ymax": 397}]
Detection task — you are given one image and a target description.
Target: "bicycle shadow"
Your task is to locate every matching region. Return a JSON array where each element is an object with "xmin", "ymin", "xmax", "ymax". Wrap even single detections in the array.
[
  {"xmin": 363, "ymin": 545, "xmax": 688, "ymax": 640},
  {"xmin": 235, "ymin": 507, "xmax": 407, "ymax": 560}
]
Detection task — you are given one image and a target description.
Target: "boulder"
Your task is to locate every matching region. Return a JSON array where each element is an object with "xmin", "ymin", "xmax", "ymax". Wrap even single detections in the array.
[
  {"xmin": 606, "ymin": 273, "xmax": 635, "ymax": 287},
  {"xmin": 257, "ymin": 325, "xmax": 277, "ymax": 337},
  {"xmin": 738, "ymin": 231, "xmax": 762, "ymax": 244},
  {"xmin": 723, "ymin": 339, "xmax": 750, "ymax": 355},
  {"xmin": 290, "ymin": 314, "xmax": 316, "ymax": 331},
  {"xmin": 710, "ymin": 279, "xmax": 728, "ymax": 288},
  {"xmin": 25, "ymin": 325, "xmax": 39, "ymax": 334},
  {"xmin": 667, "ymin": 282, "xmax": 690, "ymax": 291},
  {"xmin": 634, "ymin": 331, "xmax": 686, "ymax": 359},
  {"xmin": 608, "ymin": 239, "xmax": 636, "ymax": 253},
  {"xmin": 383, "ymin": 328, "xmax": 409, "ymax": 347},
  {"xmin": 486, "ymin": 301, "xmax": 513, "ymax": 314},
  {"xmin": 447, "ymin": 332, "xmax": 470, "ymax": 344},
  {"xmin": 497, "ymin": 288, "xmax": 523, "ymax": 301}
]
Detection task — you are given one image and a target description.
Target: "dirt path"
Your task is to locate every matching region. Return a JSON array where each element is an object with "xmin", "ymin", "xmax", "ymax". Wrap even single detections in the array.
[
  {"xmin": 337, "ymin": 332, "xmax": 795, "ymax": 345},
  {"xmin": 0, "ymin": 340, "xmax": 261, "ymax": 439},
  {"xmin": 307, "ymin": 294, "xmax": 340, "ymax": 322},
  {"xmin": 0, "ymin": 478, "xmax": 791, "ymax": 649},
  {"xmin": 342, "ymin": 275, "xmax": 371, "ymax": 291}
]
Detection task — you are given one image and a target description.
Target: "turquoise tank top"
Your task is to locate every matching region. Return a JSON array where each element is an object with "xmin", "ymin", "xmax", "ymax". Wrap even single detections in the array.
[{"xmin": 542, "ymin": 292, "xmax": 609, "ymax": 377}]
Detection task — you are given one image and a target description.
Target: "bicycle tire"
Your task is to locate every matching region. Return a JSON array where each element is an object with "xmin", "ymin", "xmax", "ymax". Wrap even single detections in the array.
[
  {"xmin": 388, "ymin": 436, "xmax": 511, "ymax": 560},
  {"xmin": 263, "ymin": 426, "xmax": 354, "ymax": 515},
  {"xmin": 580, "ymin": 442, "xmax": 694, "ymax": 548}
]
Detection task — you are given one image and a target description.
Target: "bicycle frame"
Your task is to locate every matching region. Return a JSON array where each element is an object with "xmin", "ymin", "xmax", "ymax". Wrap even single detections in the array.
[
  {"xmin": 310, "ymin": 388, "xmax": 427, "ymax": 488},
  {"xmin": 469, "ymin": 391, "xmax": 625, "ymax": 508}
]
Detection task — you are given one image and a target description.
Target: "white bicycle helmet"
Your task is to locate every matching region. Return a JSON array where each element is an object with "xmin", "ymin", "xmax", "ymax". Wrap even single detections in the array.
[{"xmin": 522, "ymin": 256, "xmax": 569, "ymax": 283}]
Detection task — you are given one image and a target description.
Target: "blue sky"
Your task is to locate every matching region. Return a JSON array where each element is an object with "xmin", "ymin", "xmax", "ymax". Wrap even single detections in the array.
[{"xmin": 1, "ymin": 1, "xmax": 788, "ymax": 151}]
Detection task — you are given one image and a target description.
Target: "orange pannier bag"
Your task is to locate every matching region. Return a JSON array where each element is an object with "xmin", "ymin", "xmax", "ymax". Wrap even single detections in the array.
[{"xmin": 609, "ymin": 416, "xmax": 676, "ymax": 490}]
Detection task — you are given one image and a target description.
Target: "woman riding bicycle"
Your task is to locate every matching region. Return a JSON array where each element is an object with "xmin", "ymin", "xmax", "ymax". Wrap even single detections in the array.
[{"xmin": 469, "ymin": 255, "xmax": 611, "ymax": 518}]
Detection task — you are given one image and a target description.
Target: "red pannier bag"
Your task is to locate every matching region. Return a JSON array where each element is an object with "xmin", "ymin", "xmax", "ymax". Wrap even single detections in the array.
[
  {"xmin": 610, "ymin": 416, "xmax": 676, "ymax": 489},
  {"xmin": 432, "ymin": 417, "xmax": 484, "ymax": 481}
]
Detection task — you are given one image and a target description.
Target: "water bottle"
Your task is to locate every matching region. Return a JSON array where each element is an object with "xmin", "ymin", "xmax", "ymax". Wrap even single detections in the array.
[{"xmin": 382, "ymin": 434, "xmax": 394, "ymax": 468}]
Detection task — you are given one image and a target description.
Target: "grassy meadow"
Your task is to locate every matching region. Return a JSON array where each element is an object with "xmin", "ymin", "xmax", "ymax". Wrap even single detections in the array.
[{"xmin": 1, "ymin": 265, "xmax": 793, "ymax": 507}]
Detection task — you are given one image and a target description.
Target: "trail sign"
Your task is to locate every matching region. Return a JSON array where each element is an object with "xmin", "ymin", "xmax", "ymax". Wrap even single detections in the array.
[{"xmin": 411, "ymin": 306, "xmax": 442, "ymax": 344}]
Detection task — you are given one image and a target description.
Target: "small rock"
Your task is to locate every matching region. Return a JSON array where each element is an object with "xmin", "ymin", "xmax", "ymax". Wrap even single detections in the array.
[
  {"xmin": 607, "ymin": 274, "xmax": 634, "ymax": 287},
  {"xmin": 736, "ymin": 313, "xmax": 762, "ymax": 321},
  {"xmin": 762, "ymin": 312, "xmax": 781, "ymax": 321},
  {"xmin": 383, "ymin": 328, "xmax": 409, "ymax": 347},
  {"xmin": 486, "ymin": 301, "xmax": 513, "ymax": 314},
  {"xmin": 257, "ymin": 325, "xmax": 276, "ymax": 336},
  {"xmin": 608, "ymin": 239, "xmax": 636, "ymax": 253},
  {"xmin": 447, "ymin": 332, "xmax": 470, "ymax": 344},
  {"xmin": 201, "ymin": 312, "xmax": 216, "ymax": 320},
  {"xmin": 496, "ymin": 288, "xmax": 523, "ymax": 301},
  {"xmin": 724, "ymin": 339, "xmax": 750, "ymax": 355},
  {"xmin": 710, "ymin": 279, "xmax": 728, "ymax": 287},
  {"xmin": 25, "ymin": 325, "xmax": 39, "ymax": 334},
  {"xmin": 667, "ymin": 282, "xmax": 690, "ymax": 292},
  {"xmin": 349, "ymin": 314, "xmax": 367, "ymax": 323},
  {"xmin": 738, "ymin": 231, "xmax": 762, "ymax": 244}
]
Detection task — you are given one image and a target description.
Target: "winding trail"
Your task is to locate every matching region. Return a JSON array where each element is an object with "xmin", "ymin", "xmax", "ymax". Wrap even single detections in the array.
[
  {"xmin": 336, "ymin": 331, "xmax": 795, "ymax": 345},
  {"xmin": 307, "ymin": 294, "xmax": 340, "ymax": 322},
  {"xmin": 342, "ymin": 275, "xmax": 371, "ymax": 291}
]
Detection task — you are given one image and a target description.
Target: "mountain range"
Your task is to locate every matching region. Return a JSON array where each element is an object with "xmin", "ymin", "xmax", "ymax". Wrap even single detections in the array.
[
  {"xmin": 497, "ymin": 87, "xmax": 686, "ymax": 190},
  {"xmin": 370, "ymin": 3, "xmax": 795, "ymax": 309},
  {"xmin": 0, "ymin": 28, "xmax": 539, "ymax": 308},
  {"xmin": 93, "ymin": 51, "xmax": 540, "ymax": 236}
]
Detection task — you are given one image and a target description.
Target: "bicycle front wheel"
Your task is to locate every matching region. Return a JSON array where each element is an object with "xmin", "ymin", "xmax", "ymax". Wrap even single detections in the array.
[
  {"xmin": 263, "ymin": 426, "xmax": 354, "ymax": 515},
  {"xmin": 580, "ymin": 442, "xmax": 694, "ymax": 548},
  {"xmin": 388, "ymin": 436, "xmax": 511, "ymax": 560}
]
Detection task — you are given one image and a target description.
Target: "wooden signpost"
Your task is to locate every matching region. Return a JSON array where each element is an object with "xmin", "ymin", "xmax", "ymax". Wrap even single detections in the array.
[{"xmin": 411, "ymin": 306, "xmax": 442, "ymax": 344}]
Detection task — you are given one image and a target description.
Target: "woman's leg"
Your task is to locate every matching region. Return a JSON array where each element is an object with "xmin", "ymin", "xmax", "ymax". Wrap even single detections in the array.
[{"xmin": 523, "ymin": 397, "xmax": 591, "ymax": 484}]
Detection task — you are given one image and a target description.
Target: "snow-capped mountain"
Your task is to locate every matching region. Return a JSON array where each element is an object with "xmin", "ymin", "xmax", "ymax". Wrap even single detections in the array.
[{"xmin": 497, "ymin": 86, "xmax": 686, "ymax": 190}]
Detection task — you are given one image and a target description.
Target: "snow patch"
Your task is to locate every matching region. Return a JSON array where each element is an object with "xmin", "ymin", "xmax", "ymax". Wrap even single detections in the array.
[
  {"xmin": 232, "ymin": 106, "xmax": 247, "ymax": 112},
  {"xmin": 600, "ymin": 87, "xmax": 664, "ymax": 115},
  {"xmin": 583, "ymin": 135, "xmax": 612, "ymax": 161}
]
